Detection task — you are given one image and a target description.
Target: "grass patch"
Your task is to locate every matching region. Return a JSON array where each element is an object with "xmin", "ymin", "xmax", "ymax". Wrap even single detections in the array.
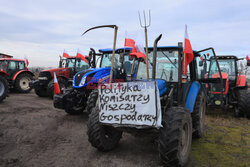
[{"xmin": 187, "ymin": 110, "xmax": 249, "ymax": 167}]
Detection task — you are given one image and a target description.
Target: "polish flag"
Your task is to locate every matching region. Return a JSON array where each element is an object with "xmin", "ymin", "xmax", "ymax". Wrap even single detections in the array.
[
  {"xmin": 246, "ymin": 55, "xmax": 249, "ymax": 61},
  {"xmin": 24, "ymin": 56, "xmax": 29, "ymax": 67},
  {"xmin": 76, "ymin": 49, "xmax": 88, "ymax": 64},
  {"xmin": 124, "ymin": 31, "xmax": 137, "ymax": 53},
  {"xmin": 53, "ymin": 72, "xmax": 61, "ymax": 95},
  {"xmin": 63, "ymin": 50, "xmax": 70, "ymax": 58},
  {"xmin": 183, "ymin": 25, "xmax": 194, "ymax": 75}
]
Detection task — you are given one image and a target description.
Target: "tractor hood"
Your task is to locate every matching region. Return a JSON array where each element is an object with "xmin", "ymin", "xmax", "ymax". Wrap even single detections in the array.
[
  {"xmin": 73, "ymin": 67, "xmax": 111, "ymax": 88},
  {"xmin": 43, "ymin": 67, "xmax": 70, "ymax": 74}
]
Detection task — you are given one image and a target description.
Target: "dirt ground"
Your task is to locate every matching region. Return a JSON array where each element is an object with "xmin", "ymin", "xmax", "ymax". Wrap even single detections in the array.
[{"xmin": 0, "ymin": 91, "xmax": 249, "ymax": 167}]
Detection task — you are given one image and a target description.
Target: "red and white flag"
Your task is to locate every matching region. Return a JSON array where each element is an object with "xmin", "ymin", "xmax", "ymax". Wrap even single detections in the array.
[
  {"xmin": 183, "ymin": 24, "xmax": 194, "ymax": 75},
  {"xmin": 24, "ymin": 56, "xmax": 29, "ymax": 67},
  {"xmin": 53, "ymin": 72, "xmax": 61, "ymax": 95},
  {"xmin": 63, "ymin": 50, "xmax": 70, "ymax": 58},
  {"xmin": 124, "ymin": 32, "xmax": 146, "ymax": 60},
  {"xmin": 76, "ymin": 49, "xmax": 88, "ymax": 64},
  {"xmin": 246, "ymin": 55, "xmax": 249, "ymax": 61}
]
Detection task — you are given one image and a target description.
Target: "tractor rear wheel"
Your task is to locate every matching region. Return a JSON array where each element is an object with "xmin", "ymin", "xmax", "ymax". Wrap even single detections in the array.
[
  {"xmin": 237, "ymin": 90, "xmax": 250, "ymax": 118},
  {"xmin": 86, "ymin": 89, "xmax": 98, "ymax": 115},
  {"xmin": 87, "ymin": 106, "xmax": 122, "ymax": 151},
  {"xmin": 158, "ymin": 107, "xmax": 192, "ymax": 167},
  {"xmin": 0, "ymin": 75, "xmax": 8, "ymax": 102},
  {"xmin": 47, "ymin": 79, "xmax": 67, "ymax": 99},
  {"xmin": 192, "ymin": 90, "xmax": 207, "ymax": 138},
  {"xmin": 15, "ymin": 73, "xmax": 32, "ymax": 93}
]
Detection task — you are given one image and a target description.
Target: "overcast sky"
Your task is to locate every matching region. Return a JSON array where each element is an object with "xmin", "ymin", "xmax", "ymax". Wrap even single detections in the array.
[{"xmin": 0, "ymin": 0, "xmax": 249, "ymax": 67}]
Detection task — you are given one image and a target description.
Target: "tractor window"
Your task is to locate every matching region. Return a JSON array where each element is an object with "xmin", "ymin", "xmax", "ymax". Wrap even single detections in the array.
[
  {"xmin": 8, "ymin": 61, "xmax": 17, "ymax": 70},
  {"xmin": 18, "ymin": 61, "xmax": 25, "ymax": 70},
  {"xmin": 66, "ymin": 59, "xmax": 75, "ymax": 68},
  {"xmin": 0, "ymin": 61, "xmax": 7, "ymax": 71},
  {"xmin": 123, "ymin": 54, "xmax": 137, "ymax": 75},
  {"xmin": 100, "ymin": 53, "xmax": 120, "ymax": 68},
  {"xmin": 75, "ymin": 59, "xmax": 90, "ymax": 72},
  {"xmin": 137, "ymin": 50, "xmax": 179, "ymax": 82},
  {"xmin": 209, "ymin": 59, "xmax": 236, "ymax": 80}
]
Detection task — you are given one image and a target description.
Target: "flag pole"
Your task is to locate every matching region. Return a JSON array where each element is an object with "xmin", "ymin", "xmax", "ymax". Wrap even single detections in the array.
[{"xmin": 109, "ymin": 26, "xmax": 118, "ymax": 84}]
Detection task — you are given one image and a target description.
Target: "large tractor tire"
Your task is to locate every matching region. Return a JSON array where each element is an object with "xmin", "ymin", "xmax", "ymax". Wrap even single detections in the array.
[
  {"xmin": 191, "ymin": 90, "xmax": 207, "ymax": 138},
  {"xmin": 158, "ymin": 107, "xmax": 192, "ymax": 167},
  {"xmin": 47, "ymin": 79, "xmax": 67, "ymax": 99},
  {"xmin": 87, "ymin": 106, "xmax": 122, "ymax": 151},
  {"xmin": 86, "ymin": 89, "xmax": 98, "ymax": 115},
  {"xmin": 0, "ymin": 75, "xmax": 8, "ymax": 102},
  {"xmin": 35, "ymin": 87, "xmax": 48, "ymax": 97},
  {"xmin": 15, "ymin": 73, "xmax": 33, "ymax": 93},
  {"xmin": 237, "ymin": 90, "xmax": 250, "ymax": 118}
]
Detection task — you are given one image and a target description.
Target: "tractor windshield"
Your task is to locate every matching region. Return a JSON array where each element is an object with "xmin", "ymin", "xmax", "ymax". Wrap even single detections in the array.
[
  {"xmin": 137, "ymin": 50, "xmax": 179, "ymax": 82},
  {"xmin": 61, "ymin": 59, "xmax": 76, "ymax": 68},
  {"xmin": 209, "ymin": 59, "xmax": 236, "ymax": 80},
  {"xmin": 100, "ymin": 53, "xmax": 121, "ymax": 68}
]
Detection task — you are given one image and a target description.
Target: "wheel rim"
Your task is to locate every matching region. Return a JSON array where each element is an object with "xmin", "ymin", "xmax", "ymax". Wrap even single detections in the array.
[
  {"xmin": 180, "ymin": 122, "xmax": 190, "ymax": 157},
  {"xmin": 20, "ymin": 77, "xmax": 31, "ymax": 90},
  {"xmin": 0, "ymin": 81, "xmax": 4, "ymax": 96}
]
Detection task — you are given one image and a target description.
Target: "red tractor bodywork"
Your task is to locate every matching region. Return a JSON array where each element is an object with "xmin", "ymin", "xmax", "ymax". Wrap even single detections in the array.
[
  {"xmin": 0, "ymin": 57, "xmax": 34, "ymax": 92},
  {"xmin": 32, "ymin": 56, "xmax": 90, "ymax": 98},
  {"xmin": 211, "ymin": 72, "xmax": 229, "ymax": 95}
]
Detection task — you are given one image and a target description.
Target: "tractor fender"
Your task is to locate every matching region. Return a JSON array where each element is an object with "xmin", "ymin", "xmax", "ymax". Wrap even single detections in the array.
[
  {"xmin": 0, "ymin": 70, "xmax": 10, "ymax": 77},
  {"xmin": 185, "ymin": 81, "xmax": 201, "ymax": 113},
  {"xmin": 12, "ymin": 70, "xmax": 34, "ymax": 81},
  {"xmin": 236, "ymin": 75, "xmax": 246, "ymax": 87}
]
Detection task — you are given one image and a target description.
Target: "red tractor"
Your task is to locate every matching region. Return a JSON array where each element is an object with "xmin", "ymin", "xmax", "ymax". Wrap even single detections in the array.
[
  {"xmin": 0, "ymin": 57, "xmax": 34, "ymax": 95},
  {"xmin": 31, "ymin": 55, "xmax": 90, "ymax": 98},
  {"xmin": 200, "ymin": 54, "xmax": 250, "ymax": 118}
]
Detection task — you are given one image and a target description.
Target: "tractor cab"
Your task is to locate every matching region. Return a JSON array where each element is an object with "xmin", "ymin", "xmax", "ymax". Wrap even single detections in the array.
[
  {"xmin": 59, "ymin": 56, "xmax": 90, "ymax": 78},
  {"xmin": 0, "ymin": 58, "xmax": 27, "ymax": 78}
]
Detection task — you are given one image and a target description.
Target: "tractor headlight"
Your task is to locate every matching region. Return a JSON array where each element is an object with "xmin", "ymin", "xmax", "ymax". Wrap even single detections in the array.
[
  {"xmin": 79, "ymin": 76, "xmax": 87, "ymax": 87},
  {"xmin": 38, "ymin": 77, "xmax": 48, "ymax": 80}
]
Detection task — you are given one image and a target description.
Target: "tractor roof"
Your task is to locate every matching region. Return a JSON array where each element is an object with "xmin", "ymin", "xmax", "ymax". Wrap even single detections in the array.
[
  {"xmin": 99, "ymin": 47, "xmax": 132, "ymax": 53},
  {"xmin": 211, "ymin": 55, "xmax": 238, "ymax": 60},
  {"xmin": 0, "ymin": 58, "xmax": 25, "ymax": 62}
]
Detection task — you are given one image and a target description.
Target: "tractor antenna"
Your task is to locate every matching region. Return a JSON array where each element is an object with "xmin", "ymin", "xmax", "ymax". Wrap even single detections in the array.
[{"xmin": 138, "ymin": 10, "xmax": 151, "ymax": 79}]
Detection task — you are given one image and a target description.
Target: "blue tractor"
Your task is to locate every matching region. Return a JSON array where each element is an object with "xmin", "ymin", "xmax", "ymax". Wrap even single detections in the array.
[
  {"xmin": 86, "ymin": 35, "xmax": 221, "ymax": 166},
  {"xmin": 53, "ymin": 47, "xmax": 145, "ymax": 114}
]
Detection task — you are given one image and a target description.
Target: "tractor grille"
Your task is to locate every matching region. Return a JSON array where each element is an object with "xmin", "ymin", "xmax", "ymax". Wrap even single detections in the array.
[
  {"xmin": 211, "ymin": 79, "xmax": 226, "ymax": 92},
  {"xmin": 74, "ymin": 69, "xmax": 93, "ymax": 86},
  {"xmin": 38, "ymin": 71, "xmax": 52, "ymax": 84}
]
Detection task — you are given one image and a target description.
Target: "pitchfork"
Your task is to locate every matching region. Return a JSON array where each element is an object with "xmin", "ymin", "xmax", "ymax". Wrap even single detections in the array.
[{"xmin": 138, "ymin": 10, "xmax": 151, "ymax": 79}]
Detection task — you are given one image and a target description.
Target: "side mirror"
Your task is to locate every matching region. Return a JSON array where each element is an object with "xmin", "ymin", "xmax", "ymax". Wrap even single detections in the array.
[
  {"xmin": 247, "ymin": 60, "xmax": 250, "ymax": 66},
  {"xmin": 199, "ymin": 61, "xmax": 204, "ymax": 67}
]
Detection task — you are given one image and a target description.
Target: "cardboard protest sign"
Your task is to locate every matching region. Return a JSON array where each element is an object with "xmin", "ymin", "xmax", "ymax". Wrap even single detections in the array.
[{"xmin": 98, "ymin": 81, "xmax": 162, "ymax": 128}]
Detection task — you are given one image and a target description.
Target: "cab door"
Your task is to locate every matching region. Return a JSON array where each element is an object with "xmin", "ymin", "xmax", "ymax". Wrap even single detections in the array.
[{"xmin": 7, "ymin": 61, "xmax": 18, "ymax": 78}]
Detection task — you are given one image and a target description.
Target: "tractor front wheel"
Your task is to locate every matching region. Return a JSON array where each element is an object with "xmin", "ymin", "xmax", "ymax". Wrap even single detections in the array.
[
  {"xmin": 87, "ymin": 106, "xmax": 122, "ymax": 151},
  {"xmin": 86, "ymin": 89, "xmax": 98, "ymax": 115},
  {"xmin": 34, "ymin": 87, "xmax": 48, "ymax": 97},
  {"xmin": 15, "ymin": 73, "xmax": 33, "ymax": 93},
  {"xmin": 159, "ymin": 107, "xmax": 192, "ymax": 167},
  {"xmin": 0, "ymin": 75, "xmax": 9, "ymax": 102},
  {"xmin": 192, "ymin": 90, "xmax": 207, "ymax": 138}
]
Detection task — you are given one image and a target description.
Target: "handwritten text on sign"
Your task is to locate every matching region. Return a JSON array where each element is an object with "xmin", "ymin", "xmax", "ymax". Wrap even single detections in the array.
[{"xmin": 98, "ymin": 81, "xmax": 162, "ymax": 128}]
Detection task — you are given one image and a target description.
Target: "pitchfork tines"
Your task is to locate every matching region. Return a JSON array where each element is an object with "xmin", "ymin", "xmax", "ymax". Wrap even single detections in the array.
[{"xmin": 138, "ymin": 10, "xmax": 151, "ymax": 28}]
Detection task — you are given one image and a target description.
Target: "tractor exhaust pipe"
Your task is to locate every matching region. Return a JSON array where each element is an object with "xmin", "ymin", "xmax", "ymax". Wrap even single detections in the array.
[
  {"xmin": 89, "ymin": 48, "xmax": 96, "ymax": 68},
  {"xmin": 152, "ymin": 34, "xmax": 162, "ymax": 80}
]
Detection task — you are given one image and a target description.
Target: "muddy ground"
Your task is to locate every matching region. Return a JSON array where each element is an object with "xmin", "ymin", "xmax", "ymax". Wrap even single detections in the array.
[{"xmin": 0, "ymin": 91, "xmax": 249, "ymax": 167}]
